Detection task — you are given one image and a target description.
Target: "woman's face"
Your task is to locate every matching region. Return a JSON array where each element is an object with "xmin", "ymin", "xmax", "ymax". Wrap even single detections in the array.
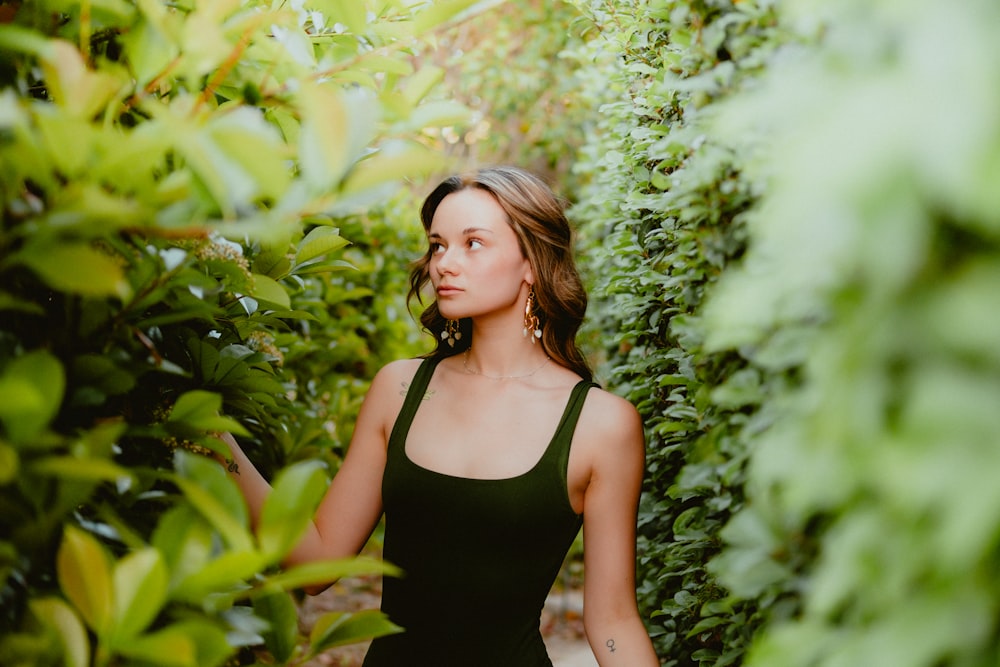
[{"xmin": 427, "ymin": 188, "xmax": 532, "ymax": 322}]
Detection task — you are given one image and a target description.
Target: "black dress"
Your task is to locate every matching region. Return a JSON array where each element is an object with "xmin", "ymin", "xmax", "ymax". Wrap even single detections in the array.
[{"xmin": 363, "ymin": 356, "xmax": 593, "ymax": 666}]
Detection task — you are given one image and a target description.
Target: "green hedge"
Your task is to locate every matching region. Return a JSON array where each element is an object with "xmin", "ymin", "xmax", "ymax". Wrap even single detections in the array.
[
  {"xmin": 705, "ymin": 0, "xmax": 1000, "ymax": 664},
  {"xmin": 570, "ymin": 0, "xmax": 1000, "ymax": 665},
  {"xmin": 569, "ymin": 1, "xmax": 786, "ymax": 663}
]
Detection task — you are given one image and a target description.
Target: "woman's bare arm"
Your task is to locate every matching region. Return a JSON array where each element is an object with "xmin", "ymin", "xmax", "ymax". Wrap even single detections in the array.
[
  {"xmin": 579, "ymin": 391, "xmax": 659, "ymax": 666},
  {"xmin": 216, "ymin": 360, "xmax": 418, "ymax": 583}
]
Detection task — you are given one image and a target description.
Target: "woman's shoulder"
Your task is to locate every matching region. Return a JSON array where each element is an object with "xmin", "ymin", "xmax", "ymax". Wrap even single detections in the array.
[
  {"xmin": 577, "ymin": 385, "xmax": 644, "ymax": 450},
  {"xmin": 374, "ymin": 357, "xmax": 425, "ymax": 381},
  {"xmin": 364, "ymin": 358, "xmax": 425, "ymax": 401}
]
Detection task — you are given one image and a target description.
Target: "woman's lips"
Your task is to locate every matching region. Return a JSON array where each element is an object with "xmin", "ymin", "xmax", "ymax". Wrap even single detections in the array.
[{"xmin": 436, "ymin": 285, "xmax": 462, "ymax": 296}]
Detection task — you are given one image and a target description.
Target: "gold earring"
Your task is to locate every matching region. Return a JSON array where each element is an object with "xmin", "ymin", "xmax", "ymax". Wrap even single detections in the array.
[
  {"xmin": 523, "ymin": 286, "xmax": 542, "ymax": 344},
  {"xmin": 441, "ymin": 319, "xmax": 461, "ymax": 347}
]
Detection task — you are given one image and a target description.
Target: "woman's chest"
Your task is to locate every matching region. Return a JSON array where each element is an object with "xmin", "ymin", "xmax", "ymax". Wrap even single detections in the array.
[{"xmin": 404, "ymin": 384, "xmax": 568, "ymax": 480}]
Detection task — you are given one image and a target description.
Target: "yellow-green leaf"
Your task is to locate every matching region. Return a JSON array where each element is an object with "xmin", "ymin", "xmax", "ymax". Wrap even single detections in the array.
[
  {"xmin": 58, "ymin": 525, "xmax": 114, "ymax": 636},
  {"xmin": 262, "ymin": 557, "xmax": 400, "ymax": 592},
  {"xmin": 110, "ymin": 548, "xmax": 169, "ymax": 645},
  {"xmin": 298, "ymin": 84, "xmax": 377, "ymax": 191},
  {"xmin": 0, "ymin": 350, "xmax": 64, "ymax": 442},
  {"xmin": 257, "ymin": 460, "xmax": 327, "ymax": 559},
  {"xmin": 0, "ymin": 443, "xmax": 17, "ymax": 483},
  {"xmin": 341, "ymin": 141, "xmax": 449, "ymax": 195},
  {"xmin": 412, "ymin": 0, "xmax": 494, "ymax": 33},
  {"xmin": 249, "ymin": 273, "xmax": 291, "ymax": 309},
  {"xmin": 295, "ymin": 226, "xmax": 350, "ymax": 265},
  {"xmin": 17, "ymin": 241, "xmax": 128, "ymax": 298},
  {"xmin": 172, "ymin": 468, "xmax": 253, "ymax": 552},
  {"xmin": 402, "ymin": 64, "xmax": 445, "ymax": 107},
  {"xmin": 31, "ymin": 456, "xmax": 133, "ymax": 483},
  {"xmin": 171, "ymin": 549, "xmax": 268, "ymax": 603},
  {"xmin": 309, "ymin": 609, "xmax": 403, "ymax": 653},
  {"xmin": 43, "ymin": 40, "xmax": 124, "ymax": 119},
  {"xmin": 116, "ymin": 620, "xmax": 231, "ymax": 667},
  {"xmin": 29, "ymin": 597, "xmax": 90, "ymax": 667},
  {"xmin": 253, "ymin": 587, "xmax": 298, "ymax": 663}
]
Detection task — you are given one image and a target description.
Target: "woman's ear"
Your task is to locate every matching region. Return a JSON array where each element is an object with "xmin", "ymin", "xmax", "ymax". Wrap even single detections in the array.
[{"xmin": 524, "ymin": 261, "xmax": 535, "ymax": 286}]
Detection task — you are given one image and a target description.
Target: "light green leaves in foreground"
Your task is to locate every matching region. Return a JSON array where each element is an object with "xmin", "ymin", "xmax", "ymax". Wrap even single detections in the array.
[{"xmin": 46, "ymin": 462, "xmax": 402, "ymax": 666}]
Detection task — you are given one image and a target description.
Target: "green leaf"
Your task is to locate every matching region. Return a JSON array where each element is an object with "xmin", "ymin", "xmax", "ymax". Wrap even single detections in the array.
[
  {"xmin": 308, "ymin": 609, "xmax": 403, "ymax": 654},
  {"xmin": 253, "ymin": 587, "xmax": 299, "ymax": 663},
  {"xmin": 72, "ymin": 354, "xmax": 137, "ymax": 397},
  {"xmin": 248, "ymin": 273, "xmax": 291, "ymax": 309},
  {"xmin": 261, "ymin": 557, "xmax": 400, "ymax": 592},
  {"xmin": 31, "ymin": 457, "xmax": 133, "ymax": 483},
  {"xmin": 16, "ymin": 241, "xmax": 129, "ymax": 298},
  {"xmin": 0, "ymin": 443, "xmax": 17, "ymax": 483},
  {"xmin": 411, "ymin": 0, "xmax": 495, "ymax": 33},
  {"xmin": 257, "ymin": 460, "xmax": 328, "ymax": 559},
  {"xmin": 341, "ymin": 140, "xmax": 448, "ymax": 196},
  {"xmin": 0, "ymin": 350, "xmax": 64, "ymax": 442},
  {"xmin": 297, "ymin": 82, "xmax": 362, "ymax": 192},
  {"xmin": 252, "ymin": 246, "xmax": 293, "ymax": 280},
  {"xmin": 110, "ymin": 548, "xmax": 168, "ymax": 645},
  {"xmin": 33, "ymin": 111, "xmax": 94, "ymax": 177},
  {"xmin": 170, "ymin": 550, "xmax": 268, "ymax": 604},
  {"xmin": 121, "ymin": 0, "xmax": 179, "ymax": 88},
  {"xmin": 401, "ymin": 65, "xmax": 445, "ymax": 107},
  {"xmin": 403, "ymin": 99, "xmax": 471, "ymax": 130},
  {"xmin": 28, "ymin": 597, "xmax": 90, "ymax": 667},
  {"xmin": 208, "ymin": 107, "xmax": 292, "ymax": 202},
  {"xmin": 168, "ymin": 390, "xmax": 250, "ymax": 436},
  {"xmin": 311, "ymin": 0, "xmax": 367, "ymax": 33},
  {"xmin": 116, "ymin": 620, "xmax": 232, "ymax": 667},
  {"xmin": 290, "ymin": 258, "xmax": 357, "ymax": 276},
  {"xmin": 57, "ymin": 525, "xmax": 114, "ymax": 636},
  {"xmin": 172, "ymin": 451, "xmax": 253, "ymax": 551},
  {"xmin": 0, "ymin": 33, "xmax": 123, "ymax": 119},
  {"xmin": 295, "ymin": 226, "xmax": 350, "ymax": 265}
]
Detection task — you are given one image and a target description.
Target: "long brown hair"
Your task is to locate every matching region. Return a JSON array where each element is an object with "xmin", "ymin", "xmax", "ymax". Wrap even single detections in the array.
[{"xmin": 407, "ymin": 166, "xmax": 592, "ymax": 382}]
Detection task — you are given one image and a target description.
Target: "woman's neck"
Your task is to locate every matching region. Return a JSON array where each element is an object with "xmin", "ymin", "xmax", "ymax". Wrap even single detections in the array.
[{"xmin": 463, "ymin": 322, "xmax": 549, "ymax": 379}]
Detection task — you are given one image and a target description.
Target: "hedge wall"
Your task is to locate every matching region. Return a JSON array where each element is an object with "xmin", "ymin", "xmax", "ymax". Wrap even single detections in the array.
[
  {"xmin": 570, "ymin": 0, "xmax": 1000, "ymax": 665},
  {"xmin": 569, "ymin": 1, "xmax": 786, "ymax": 663}
]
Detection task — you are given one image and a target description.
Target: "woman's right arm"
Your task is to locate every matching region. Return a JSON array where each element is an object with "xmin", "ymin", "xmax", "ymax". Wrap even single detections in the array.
[{"xmin": 216, "ymin": 360, "xmax": 416, "ymax": 572}]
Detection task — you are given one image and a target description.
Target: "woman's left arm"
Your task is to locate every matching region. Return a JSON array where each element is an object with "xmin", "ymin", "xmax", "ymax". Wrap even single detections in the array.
[{"xmin": 579, "ymin": 391, "xmax": 659, "ymax": 666}]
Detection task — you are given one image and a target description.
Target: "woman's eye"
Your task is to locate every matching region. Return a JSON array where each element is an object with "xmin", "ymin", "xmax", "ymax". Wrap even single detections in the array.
[
  {"xmin": 468, "ymin": 239, "xmax": 483, "ymax": 250},
  {"xmin": 429, "ymin": 242, "xmax": 444, "ymax": 254}
]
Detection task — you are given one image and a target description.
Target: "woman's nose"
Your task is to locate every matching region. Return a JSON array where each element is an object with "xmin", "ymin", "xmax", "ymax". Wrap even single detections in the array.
[{"xmin": 435, "ymin": 249, "xmax": 457, "ymax": 275}]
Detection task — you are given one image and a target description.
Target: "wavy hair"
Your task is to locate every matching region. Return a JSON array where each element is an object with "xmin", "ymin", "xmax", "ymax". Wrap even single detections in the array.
[{"xmin": 407, "ymin": 166, "xmax": 592, "ymax": 382}]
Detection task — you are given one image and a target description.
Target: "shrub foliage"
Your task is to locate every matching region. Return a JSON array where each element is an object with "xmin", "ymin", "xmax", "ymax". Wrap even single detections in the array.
[
  {"xmin": 569, "ymin": 0, "xmax": 1000, "ymax": 665},
  {"xmin": 0, "ymin": 0, "xmax": 479, "ymax": 664}
]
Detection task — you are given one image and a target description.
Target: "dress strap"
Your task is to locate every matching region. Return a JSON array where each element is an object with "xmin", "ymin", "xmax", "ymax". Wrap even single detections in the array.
[{"xmin": 549, "ymin": 380, "xmax": 600, "ymax": 498}]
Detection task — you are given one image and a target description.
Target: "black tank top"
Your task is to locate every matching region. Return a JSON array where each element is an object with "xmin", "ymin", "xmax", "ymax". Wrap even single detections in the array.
[{"xmin": 363, "ymin": 356, "xmax": 594, "ymax": 666}]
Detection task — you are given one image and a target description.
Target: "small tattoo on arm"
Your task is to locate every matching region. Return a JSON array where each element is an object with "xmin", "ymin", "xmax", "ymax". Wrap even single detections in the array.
[
  {"xmin": 226, "ymin": 458, "xmax": 240, "ymax": 475},
  {"xmin": 606, "ymin": 639, "xmax": 616, "ymax": 653}
]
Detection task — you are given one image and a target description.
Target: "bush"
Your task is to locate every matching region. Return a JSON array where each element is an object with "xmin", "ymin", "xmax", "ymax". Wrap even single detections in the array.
[
  {"xmin": 0, "ymin": 0, "xmax": 480, "ymax": 664},
  {"xmin": 569, "ymin": 1, "xmax": 786, "ymax": 663}
]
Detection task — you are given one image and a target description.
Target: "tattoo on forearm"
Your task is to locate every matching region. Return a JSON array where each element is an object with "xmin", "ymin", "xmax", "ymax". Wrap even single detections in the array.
[
  {"xmin": 606, "ymin": 638, "xmax": 616, "ymax": 653},
  {"xmin": 226, "ymin": 458, "xmax": 240, "ymax": 475}
]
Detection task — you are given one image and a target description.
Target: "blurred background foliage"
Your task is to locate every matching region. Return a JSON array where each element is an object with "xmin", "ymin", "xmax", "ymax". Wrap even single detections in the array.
[{"xmin": 3, "ymin": 0, "xmax": 1000, "ymax": 665}]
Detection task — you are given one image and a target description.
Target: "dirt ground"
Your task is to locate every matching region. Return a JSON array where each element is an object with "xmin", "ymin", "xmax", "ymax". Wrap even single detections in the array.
[{"xmin": 295, "ymin": 574, "xmax": 594, "ymax": 666}]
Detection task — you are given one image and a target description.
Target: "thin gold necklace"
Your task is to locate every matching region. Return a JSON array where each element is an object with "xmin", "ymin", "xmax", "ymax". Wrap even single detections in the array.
[{"xmin": 462, "ymin": 348, "xmax": 550, "ymax": 380}]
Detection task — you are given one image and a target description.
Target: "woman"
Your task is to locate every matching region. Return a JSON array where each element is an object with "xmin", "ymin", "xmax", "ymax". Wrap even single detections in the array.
[{"xmin": 220, "ymin": 166, "xmax": 658, "ymax": 666}]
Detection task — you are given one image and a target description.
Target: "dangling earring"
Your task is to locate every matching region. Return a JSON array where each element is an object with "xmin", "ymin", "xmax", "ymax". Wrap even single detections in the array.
[
  {"xmin": 523, "ymin": 286, "xmax": 542, "ymax": 344},
  {"xmin": 441, "ymin": 319, "xmax": 461, "ymax": 347}
]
